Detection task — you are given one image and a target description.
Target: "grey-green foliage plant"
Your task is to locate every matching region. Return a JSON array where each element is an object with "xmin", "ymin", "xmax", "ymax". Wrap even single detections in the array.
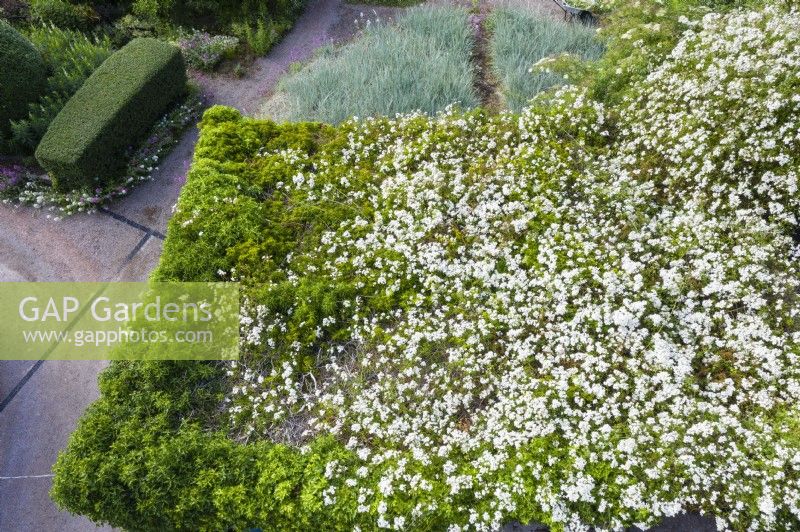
[
  {"xmin": 277, "ymin": 6, "xmax": 479, "ymax": 124},
  {"xmin": 10, "ymin": 24, "xmax": 112, "ymax": 153},
  {"xmin": 487, "ymin": 8, "xmax": 604, "ymax": 111}
]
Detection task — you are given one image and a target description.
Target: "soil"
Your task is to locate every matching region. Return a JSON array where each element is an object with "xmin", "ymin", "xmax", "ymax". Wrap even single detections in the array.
[{"xmin": 469, "ymin": 11, "xmax": 503, "ymax": 111}]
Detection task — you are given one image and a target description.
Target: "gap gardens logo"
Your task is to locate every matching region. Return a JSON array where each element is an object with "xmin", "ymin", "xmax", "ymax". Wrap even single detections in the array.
[{"xmin": 0, "ymin": 282, "xmax": 239, "ymax": 360}]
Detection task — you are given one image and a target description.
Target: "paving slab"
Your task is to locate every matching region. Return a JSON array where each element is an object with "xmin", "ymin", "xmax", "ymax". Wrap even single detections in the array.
[
  {"xmin": 0, "ymin": 206, "xmax": 146, "ymax": 282},
  {"xmin": 108, "ymin": 127, "xmax": 199, "ymax": 235},
  {"xmin": 113, "ymin": 236, "xmax": 164, "ymax": 282},
  {"xmin": 0, "ymin": 476, "xmax": 110, "ymax": 532},
  {"xmin": 0, "ymin": 360, "xmax": 109, "ymax": 477},
  {"xmin": 0, "ymin": 155, "xmax": 165, "ymax": 532},
  {"xmin": 634, "ymin": 513, "xmax": 717, "ymax": 531},
  {"xmin": 0, "ymin": 361, "xmax": 37, "ymax": 401},
  {"xmin": 0, "ymin": 359, "xmax": 112, "ymax": 532},
  {"xmin": 505, "ymin": 513, "xmax": 717, "ymax": 532}
]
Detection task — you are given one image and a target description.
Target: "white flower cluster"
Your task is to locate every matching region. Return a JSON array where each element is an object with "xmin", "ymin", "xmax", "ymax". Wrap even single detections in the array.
[
  {"xmin": 225, "ymin": 5, "xmax": 800, "ymax": 530},
  {"xmin": 620, "ymin": 5, "xmax": 800, "ymax": 229}
]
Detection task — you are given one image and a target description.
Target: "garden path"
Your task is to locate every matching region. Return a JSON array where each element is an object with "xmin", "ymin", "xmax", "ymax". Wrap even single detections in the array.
[{"xmin": 192, "ymin": 0, "xmax": 404, "ymax": 115}]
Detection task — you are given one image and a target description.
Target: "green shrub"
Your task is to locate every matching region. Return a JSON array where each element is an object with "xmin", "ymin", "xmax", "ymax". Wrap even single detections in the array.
[
  {"xmin": 270, "ymin": 6, "xmax": 478, "ymax": 123},
  {"xmin": 487, "ymin": 8, "xmax": 604, "ymax": 111},
  {"xmin": 29, "ymin": 0, "xmax": 99, "ymax": 31},
  {"xmin": 51, "ymin": 359, "xmax": 358, "ymax": 531},
  {"xmin": 154, "ymin": 106, "xmax": 331, "ymax": 282},
  {"xmin": 0, "ymin": 20, "xmax": 47, "ymax": 152},
  {"xmin": 230, "ymin": 17, "xmax": 287, "ymax": 56},
  {"xmin": 126, "ymin": 0, "xmax": 305, "ymax": 58},
  {"xmin": 10, "ymin": 25, "xmax": 112, "ymax": 153},
  {"xmin": 35, "ymin": 37, "xmax": 186, "ymax": 191},
  {"xmin": 111, "ymin": 15, "xmax": 159, "ymax": 46},
  {"xmin": 131, "ymin": 0, "xmax": 173, "ymax": 22}
]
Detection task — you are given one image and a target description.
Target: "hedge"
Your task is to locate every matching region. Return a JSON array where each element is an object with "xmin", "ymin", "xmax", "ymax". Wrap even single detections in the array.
[
  {"xmin": 49, "ymin": 359, "xmax": 365, "ymax": 531},
  {"xmin": 35, "ymin": 37, "xmax": 186, "ymax": 191},
  {"xmin": 50, "ymin": 108, "xmax": 360, "ymax": 531},
  {"xmin": 0, "ymin": 21, "xmax": 47, "ymax": 151}
]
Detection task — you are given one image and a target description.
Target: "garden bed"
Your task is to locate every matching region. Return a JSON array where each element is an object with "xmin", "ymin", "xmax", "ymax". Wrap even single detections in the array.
[
  {"xmin": 260, "ymin": 6, "xmax": 478, "ymax": 123},
  {"xmin": 1, "ymin": 94, "xmax": 202, "ymax": 216},
  {"xmin": 52, "ymin": 1, "xmax": 800, "ymax": 530}
]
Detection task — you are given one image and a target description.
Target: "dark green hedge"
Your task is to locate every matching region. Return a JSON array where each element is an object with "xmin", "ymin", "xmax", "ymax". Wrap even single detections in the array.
[
  {"xmin": 50, "ymin": 108, "xmax": 366, "ymax": 531},
  {"xmin": 50, "ymin": 359, "xmax": 362, "ymax": 531},
  {"xmin": 35, "ymin": 37, "xmax": 186, "ymax": 191},
  {"xmin": 0, "ymin": 21, "xmax": 47, "ymax": 152}
]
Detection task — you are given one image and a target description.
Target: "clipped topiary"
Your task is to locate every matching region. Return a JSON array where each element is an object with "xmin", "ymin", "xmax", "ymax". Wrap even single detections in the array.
[
  {"xmin": 35, "ymin": 37, "xmax": 186, "ymax": 191},
  {"xmin": 0, "ymin": 20, "xmax": 48, "ymax": 151}
]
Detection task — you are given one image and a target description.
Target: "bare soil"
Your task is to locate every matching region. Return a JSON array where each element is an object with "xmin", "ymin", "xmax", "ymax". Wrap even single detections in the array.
[{"xmin": 470, "ymin": 11, "xmax": 503, "ymax": 111}]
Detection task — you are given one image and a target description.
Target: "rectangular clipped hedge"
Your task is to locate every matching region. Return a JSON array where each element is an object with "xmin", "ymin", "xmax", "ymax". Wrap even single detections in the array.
[{"xmin": 35, "ymin": 37, "xmax": 186, "ymax": 191}]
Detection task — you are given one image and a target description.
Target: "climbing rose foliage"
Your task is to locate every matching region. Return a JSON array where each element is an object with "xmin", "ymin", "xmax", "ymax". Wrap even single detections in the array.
[{"xmin": 217, "ymin": 5, "xmax": 800, "ymax": 530}]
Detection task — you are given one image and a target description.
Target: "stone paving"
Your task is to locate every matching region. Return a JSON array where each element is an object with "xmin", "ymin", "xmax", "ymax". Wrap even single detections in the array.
[{"xmin": 0, "ymin": 128, "xmax": 196, "ymax": 531}]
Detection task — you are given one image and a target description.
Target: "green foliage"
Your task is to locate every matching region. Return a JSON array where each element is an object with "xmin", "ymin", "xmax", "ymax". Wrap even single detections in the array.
[
  {"xmin": 272, "ymin": 6, "xmax": 479, "ymax": 123},
  {"xmin": 0, "ymin": 20, "xmax": 47, "ymax": 152},
  {"xmin": 10, "ymin": 24, "xmax": 112, "ymax": 153},
  {"xmin": 128, "ymin": 0, "xmax": 305, "ymax": 56},
  {"xmin": 35, "ymin": 37, "xmax": 186, "ymax": 191},
  {"xmin": 50, "ymin": 359, "xmax": 361, "ymax": 530},
  {"xmin": 111, "ymin": 14, "xmax": 159, "ymax": 45},
  {"xmin": 131, "ymin": 0, "xmax": 173, "ymax": 21},
  {"xmin": 230, "ymin": 17, "xmax": 288, "ymax": 55},
  {"xmin": 29, "ymin": 0, "xmax": 99, "ymax": 31},
  {"xmin": 154, "ymin": 106, "xmax": 332, "ymax": 282},
  {"xmin": 487, "ymin": 8, "xmax": 604, "ymax": 112},
  {"xmin": 583, "ymin": 0, "xmax": 760, "ymax": 105}
]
